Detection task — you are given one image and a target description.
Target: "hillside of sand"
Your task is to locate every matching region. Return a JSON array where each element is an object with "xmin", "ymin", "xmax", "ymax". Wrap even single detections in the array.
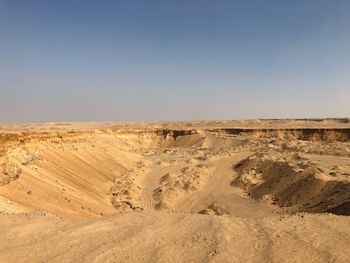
[{"xmin": 0, "ymin": 119, "xmax": 349, "ymax": 262}]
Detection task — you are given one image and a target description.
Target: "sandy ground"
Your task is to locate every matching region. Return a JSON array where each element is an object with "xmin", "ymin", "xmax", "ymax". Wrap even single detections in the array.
[{"xmin": 0, "ymin": 119, "xmax": 349, "ymax": 262}]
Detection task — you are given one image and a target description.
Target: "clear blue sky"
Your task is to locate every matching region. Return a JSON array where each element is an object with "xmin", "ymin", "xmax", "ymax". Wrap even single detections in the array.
[{"xmin": 1, "ymin": 0, "xmax": 349, "ymax": 123}]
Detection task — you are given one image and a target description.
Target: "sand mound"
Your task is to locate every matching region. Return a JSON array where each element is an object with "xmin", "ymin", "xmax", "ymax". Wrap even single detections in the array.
[
  {"xmin": 152, "ymin": 164, "xmax": 216, "ymax": 210},
  {"xmin": 233, "ymin": 150, "xmax": 350, "ymax": 215}
]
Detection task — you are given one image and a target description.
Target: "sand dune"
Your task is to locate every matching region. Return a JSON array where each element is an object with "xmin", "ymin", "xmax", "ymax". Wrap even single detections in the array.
[{"xmin": 0, "ymin": 120, "xmax": 350, "ymax": 262}]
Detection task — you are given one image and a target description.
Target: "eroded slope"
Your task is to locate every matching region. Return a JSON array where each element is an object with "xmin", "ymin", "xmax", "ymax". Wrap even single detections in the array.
[
  {"xmin": 1, "ymin": 124, "xmax": 350, "ymax": 262},
  {"xmin": 1, "ymin": 128, "xmax": 349, "ymax": 217}
]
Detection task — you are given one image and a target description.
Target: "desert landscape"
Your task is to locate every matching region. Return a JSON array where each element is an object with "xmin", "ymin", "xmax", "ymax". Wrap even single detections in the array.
[
  {"xmin": 0, "ymin": 119, "xmax": 349, "ymax": 262},
  {"xmin": 2, "ymin": 1, "xmax": 350, "ymax": 262}
]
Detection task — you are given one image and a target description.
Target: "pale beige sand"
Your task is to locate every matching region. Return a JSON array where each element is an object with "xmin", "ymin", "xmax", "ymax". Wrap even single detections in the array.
[
  {"xmin": 0, "ymin": 119, "xmax": 349, "ymax": 262},
  {"xmin": 1, "ymin": 212, "xmax": 349, "ymax": 263}
]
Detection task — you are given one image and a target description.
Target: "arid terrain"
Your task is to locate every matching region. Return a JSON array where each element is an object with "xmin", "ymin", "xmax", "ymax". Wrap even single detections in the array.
[{"xmin": 0, "ymin": 119, "xmax": 350, "ymax": 262}]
